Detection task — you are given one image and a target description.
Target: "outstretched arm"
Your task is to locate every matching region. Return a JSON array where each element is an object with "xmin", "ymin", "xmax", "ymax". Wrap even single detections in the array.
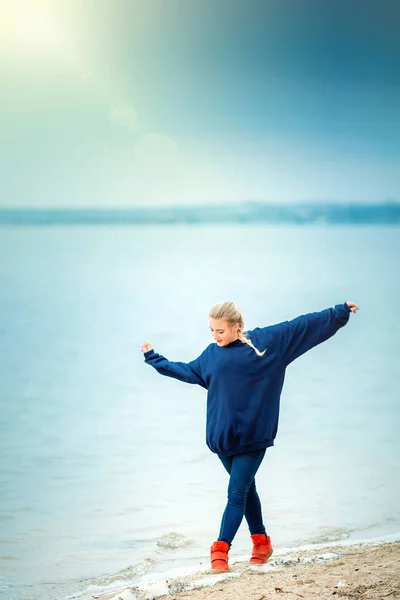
[
  {"xmin": 141, "ymin": 342, "xmax": 207, "ymax": 389},
  {"xmin": 278, "ymin": 301, "xmax": 358, "ymax": 366}
]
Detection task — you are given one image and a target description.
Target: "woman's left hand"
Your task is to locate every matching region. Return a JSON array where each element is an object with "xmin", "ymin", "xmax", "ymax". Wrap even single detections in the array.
[{"xmin": 346, "ymin": 301, "xmax": 359, "ymax": 314}]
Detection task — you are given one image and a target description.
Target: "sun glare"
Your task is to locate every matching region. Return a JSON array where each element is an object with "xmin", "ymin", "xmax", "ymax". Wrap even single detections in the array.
[
  {"xmin": 2, "ymin": 1, "xmax": 62, "ymax": 49},
  {"xmin": 15, "ymin": 13, "xmax": 59, "ymax": 47},
  {"xmin": 0, "ymin": 1, "xmax": 137, "ymax": 129},
  {"xmin": 0, "ymin": 0, "xmax": 89, "ymax": 80}
]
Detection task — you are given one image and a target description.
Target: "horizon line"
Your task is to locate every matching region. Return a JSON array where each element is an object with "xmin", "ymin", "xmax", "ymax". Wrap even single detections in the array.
[{"xmin": 0, "ymin": 200, "xmax": 399, "ymax": 211}]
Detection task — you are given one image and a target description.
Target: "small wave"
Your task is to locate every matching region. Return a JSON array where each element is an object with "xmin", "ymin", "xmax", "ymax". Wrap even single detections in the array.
[
  {"xmin": 156, "ymin": 532, "xmax": 195, "ymax": 549},
  {"xmin": 306, "ymin": 526, "xmax": 350, "ymax": 545},
  {"xmin": 66, "ymin": 558, "xmax": 158, "ymax": 599}
]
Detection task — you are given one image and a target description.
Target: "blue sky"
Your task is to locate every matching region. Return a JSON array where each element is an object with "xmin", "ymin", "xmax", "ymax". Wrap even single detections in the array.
[{"xmin": 0, "ymin": 0, "xmax": 399, "ymax": 206}]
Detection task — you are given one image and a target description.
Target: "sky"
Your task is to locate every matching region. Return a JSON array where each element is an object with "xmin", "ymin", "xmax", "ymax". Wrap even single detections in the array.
[{"xmin": 0, "ymin": 0, "xmax": 399, "ymax": 207}]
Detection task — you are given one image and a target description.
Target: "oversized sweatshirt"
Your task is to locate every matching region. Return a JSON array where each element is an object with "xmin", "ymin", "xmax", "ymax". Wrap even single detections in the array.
[{"xmin": 143, "ymin": 302, "xmax": 351, "ymax": 457}]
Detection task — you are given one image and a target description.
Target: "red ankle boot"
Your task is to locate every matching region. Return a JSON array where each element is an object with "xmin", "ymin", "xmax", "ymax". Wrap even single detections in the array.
[
  {"xmin": 210, "ymin": 540, "xmax": 230, "ymax": 572},
  {"xmin": 250, "ymin": 533, "xmax": 273, "ymax": 564}
]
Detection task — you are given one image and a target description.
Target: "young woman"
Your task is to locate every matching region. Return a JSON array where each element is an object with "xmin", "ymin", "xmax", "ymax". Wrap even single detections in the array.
[{"xmin": 141, "ymin": 300, "xmax": 358, "ymax": 572}]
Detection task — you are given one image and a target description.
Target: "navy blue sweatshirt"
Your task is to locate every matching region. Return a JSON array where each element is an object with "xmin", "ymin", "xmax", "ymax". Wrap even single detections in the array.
[{"xmin": 143, "ymin": 303, "xmax": 351, "ymax": 457}]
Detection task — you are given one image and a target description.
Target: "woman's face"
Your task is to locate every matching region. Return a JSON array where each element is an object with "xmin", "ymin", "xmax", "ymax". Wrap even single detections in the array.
[{"xmin": 209, "ymin": 318, "xmax": 239, "ymax": 346}]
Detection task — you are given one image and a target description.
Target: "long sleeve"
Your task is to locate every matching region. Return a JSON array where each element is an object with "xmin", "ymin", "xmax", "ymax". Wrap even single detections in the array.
[
  {"xmin": 278, "ymin": 302, "xmax": 351, "ymax": 366},
  {"xmin": 143, "ymin": 349, "xmax": 207, "ymax": 389}
]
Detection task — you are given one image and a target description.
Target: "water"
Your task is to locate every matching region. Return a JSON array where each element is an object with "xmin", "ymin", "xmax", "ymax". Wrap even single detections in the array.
[{"xmin": 0, "ymin": 225, "xmax": 399, "ymax": 600}]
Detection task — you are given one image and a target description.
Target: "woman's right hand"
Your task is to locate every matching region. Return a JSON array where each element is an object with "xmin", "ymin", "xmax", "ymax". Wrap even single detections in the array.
[{"xmin": 141, "ymin": 341, "xmax": 152, "ymax": 353}]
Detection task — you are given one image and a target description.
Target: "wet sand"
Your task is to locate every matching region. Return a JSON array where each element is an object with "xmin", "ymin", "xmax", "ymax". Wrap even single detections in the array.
[{"xmin": 98, "ymin": 541, "xmax": 400, "ymax": 600}]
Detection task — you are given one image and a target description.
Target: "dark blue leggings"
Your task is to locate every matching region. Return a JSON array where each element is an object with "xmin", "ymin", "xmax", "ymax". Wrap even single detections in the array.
[{"xmin": 218, "ymin": 448, "xmax": 267, "ymax": 546}]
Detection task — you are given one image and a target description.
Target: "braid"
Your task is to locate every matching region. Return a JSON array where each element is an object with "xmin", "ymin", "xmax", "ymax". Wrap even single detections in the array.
[{"xmin": 238, "ymin": 329, "xmax": 266, "ymax": 357}]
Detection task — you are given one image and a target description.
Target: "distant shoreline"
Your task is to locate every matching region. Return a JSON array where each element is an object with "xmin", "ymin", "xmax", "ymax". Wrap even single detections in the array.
[{"xmin": 0, "ymin": 203, "xmax": 399, "ymax": 225}]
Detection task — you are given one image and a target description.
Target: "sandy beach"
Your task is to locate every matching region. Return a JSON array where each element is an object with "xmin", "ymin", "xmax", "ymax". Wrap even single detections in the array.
[{"xmin": 97, "ymin": 541, "xmax": 400, "ymax": 600}]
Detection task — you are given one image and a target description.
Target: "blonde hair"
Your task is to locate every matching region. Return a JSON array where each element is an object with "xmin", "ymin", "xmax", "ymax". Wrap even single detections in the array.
[{"xmin": 209, "ymin": 301, "xmax": 266, "ymax": 357}]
